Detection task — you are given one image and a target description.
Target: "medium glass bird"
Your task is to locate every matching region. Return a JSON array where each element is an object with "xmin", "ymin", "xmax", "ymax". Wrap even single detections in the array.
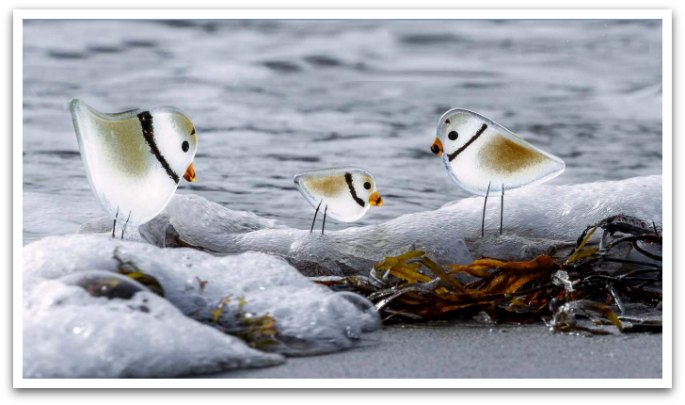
[
  {"xmin": 430, "ymin": 108, "xmax": 565, "ymax": 236},
  {"xmin": 294, "ymin": 167, "xmax": 383, "ymax": 234},
  {"xmin": 70, "ymin": 99, "xmax": 198, "ymax": 238}
]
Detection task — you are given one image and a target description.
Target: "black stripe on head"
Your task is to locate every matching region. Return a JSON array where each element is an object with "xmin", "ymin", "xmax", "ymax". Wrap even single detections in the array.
[
  {"xmin": 344, "ymin": 172, "xmax": 365, "ymax": 208},
  {"xmin": 138, "ymin": 111, "xmax": 180, "ymax": 184},
  {"xmin": 447, "ymin": 123, "xmax": 488, "ymax": 162}
]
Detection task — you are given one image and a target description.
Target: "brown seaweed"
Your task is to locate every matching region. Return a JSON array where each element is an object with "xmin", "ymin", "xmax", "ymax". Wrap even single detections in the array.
[{"xmin": 315, "ymin": 214, "xmax": 662, "ymax": 334}]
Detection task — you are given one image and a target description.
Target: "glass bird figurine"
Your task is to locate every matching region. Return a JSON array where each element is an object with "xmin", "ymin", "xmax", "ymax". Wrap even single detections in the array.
[
  {"xmin": 294, "ymin": 167, "xmax": 383, "ymax": 234},
  {"xmin": 430, "ymin": 108, "xmax": 565, "ymax": 236},
  {"xmin": 70, "ymin": 99, "xmax": 198, "ymax": 239}
]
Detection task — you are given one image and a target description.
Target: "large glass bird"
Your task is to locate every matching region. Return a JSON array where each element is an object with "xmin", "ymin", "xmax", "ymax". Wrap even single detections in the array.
[{"xmin": 70, "ymin": 99, "xmax": 198, "ymax": 238}]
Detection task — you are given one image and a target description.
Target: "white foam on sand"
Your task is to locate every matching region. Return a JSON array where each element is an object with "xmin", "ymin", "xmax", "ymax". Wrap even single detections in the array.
[
  {"xmin": 24, "ymin": 277, "xmax": 283, "ymax": 378},
  {"xmin": 23, "ymin": 236, "xmax": 380, "ymax": 378},
  {"xmin": 137, "ymin": 193, "xmax": 473, "ymax": 276},
  {"xmin": 138, "ymin": 175, "xmax": 662, "ymax": 274}
]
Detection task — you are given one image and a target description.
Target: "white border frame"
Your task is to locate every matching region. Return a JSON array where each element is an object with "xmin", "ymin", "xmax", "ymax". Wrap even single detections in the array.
[{"xmin": 13, "ymin": 8, "xmax": 673, "ymax": 389}]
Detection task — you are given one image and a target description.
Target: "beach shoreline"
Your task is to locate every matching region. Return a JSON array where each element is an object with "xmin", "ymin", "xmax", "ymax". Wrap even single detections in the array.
[{"xmin": 214, "ymin": 322, "xmax": 662, "ymax": 379}]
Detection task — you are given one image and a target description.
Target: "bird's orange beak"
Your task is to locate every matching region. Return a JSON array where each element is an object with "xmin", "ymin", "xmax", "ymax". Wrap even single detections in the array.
[
  {"xmin": 183, "ymin": 163, "xmax": 196, "ymax": 182},
  {"xmin": 430, "ymin": 137, "xmax": 443, "ymax": 157},
  {"xmin": 369, "ymin": 191, "xmax": 383, "ymax": 207}
]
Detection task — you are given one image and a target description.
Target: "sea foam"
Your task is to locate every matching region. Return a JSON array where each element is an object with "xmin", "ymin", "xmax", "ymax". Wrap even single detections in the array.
[
  {"xmin": 23, "ymin": 236, "xmax": 380, "ymax": 377},
  {"xmin": 136, "ymin": 175, "xmax": 662, "ymax": 274}
]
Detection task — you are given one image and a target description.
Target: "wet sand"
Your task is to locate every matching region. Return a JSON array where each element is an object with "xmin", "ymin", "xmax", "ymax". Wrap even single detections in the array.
[{"xmin": 215, "ymin": 322, "xmax": 662, "ymax": 379}]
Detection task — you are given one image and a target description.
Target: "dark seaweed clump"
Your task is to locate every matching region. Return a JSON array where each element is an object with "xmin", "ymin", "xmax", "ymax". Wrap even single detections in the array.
[{"xmin": 315, "ymin": 214, "xmax": 662, "ymax": 335}]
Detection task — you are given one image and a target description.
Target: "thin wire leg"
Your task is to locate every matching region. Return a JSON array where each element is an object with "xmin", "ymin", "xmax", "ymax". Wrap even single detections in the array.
[
  {"xmin": 321, "ymin": 205, "xmax": 328, "ymax": 235},
  {"xmin": 310, "ymin": 201, "xmax": 322, "ymax": 233},
  {"xmin": 499, "ymin": 184, "xmax": 504, "ymax": 235},
  {"xmin": 121, "ymin": 211, "xmax": 131, "ymax": 240},
  {"xmin": 112, "ymin": 207, "xmax": 119, "ymax": 238},
  {"xmin": 482, "ymin": 181, "xmax": 491, "ymax": 238}
]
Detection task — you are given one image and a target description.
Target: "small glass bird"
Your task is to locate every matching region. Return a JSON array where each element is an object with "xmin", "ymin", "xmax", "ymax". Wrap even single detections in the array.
[
  {"xmin": 294, "ymin": 167, "xmax": 383, "ymax": 234},
  {"xmin": 430, "ymin": 108, "xmax": 565, "ymax": 236}
]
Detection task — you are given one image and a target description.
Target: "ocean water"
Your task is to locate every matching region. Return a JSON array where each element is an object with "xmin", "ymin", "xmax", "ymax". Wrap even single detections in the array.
[{"xmin": 22, "ymin": 19, "xmax": 662, "ymax": 242}]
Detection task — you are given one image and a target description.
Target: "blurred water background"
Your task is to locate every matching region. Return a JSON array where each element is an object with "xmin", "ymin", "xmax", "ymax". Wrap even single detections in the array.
[{"xmin": 22, "ymin": 19, "xmax": 662, "ymax": 243}]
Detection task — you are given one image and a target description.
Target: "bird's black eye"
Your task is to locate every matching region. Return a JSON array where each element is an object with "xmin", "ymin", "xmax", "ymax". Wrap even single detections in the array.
[
  {"xmin": 182, "ymin": 141, "xmax": 189, "ymax": 152},
  {"xmin": 448, "ymin": 131, "xmax": 458, "ymax": 141},
  {"xmin": 445, "ymin": 119, "xmax": 450, "ymax": 124},
  {"xmin": 364, "ymin": 182, "xmax": 371, "ymax": 190}
]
